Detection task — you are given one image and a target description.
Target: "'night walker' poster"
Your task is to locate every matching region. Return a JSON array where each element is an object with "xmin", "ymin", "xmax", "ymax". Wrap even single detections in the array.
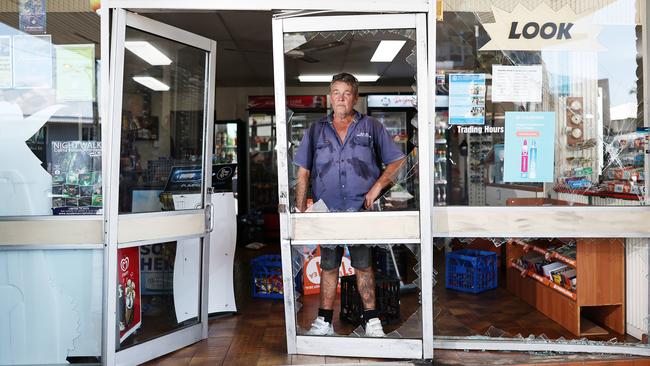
[
  {"xmin": 504, "ymin": 112, "xmax": 555, "ymax": 183},
  {"xmin": 51, "ymin": 141, "xmax": 102, "ymax": 215}
]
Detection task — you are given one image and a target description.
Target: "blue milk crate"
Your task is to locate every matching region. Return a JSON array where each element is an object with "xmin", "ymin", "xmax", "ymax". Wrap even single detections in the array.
[
  {"xmin": 251, "ymin": 255, "xmax": 284, "ymax": 299},
  {"xmin": 445, "ymin": 249, "xmax": 498, "ymax": 293}
]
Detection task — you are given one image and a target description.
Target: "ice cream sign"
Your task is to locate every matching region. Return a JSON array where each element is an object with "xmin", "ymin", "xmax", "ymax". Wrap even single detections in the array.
[{"xmin": 480, "ymin": 3, "xmax": 604, "ymax": 51}]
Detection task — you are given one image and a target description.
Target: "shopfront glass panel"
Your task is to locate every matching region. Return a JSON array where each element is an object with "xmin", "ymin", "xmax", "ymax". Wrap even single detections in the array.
[
  {"xmin": 433, "ymin": 237, "xmax": 649, "ymax": 349},
  {"xmin": 284, "ymin": 29, "xmax": 420, "ymax": 213},
  {"xmin": 116, "ymin": 239, "xmax": 202, "ymax": 351},
  {"xmin": 436, "ymin": 0, "xmax": 646, "ymax": 206},
  {"xmin": 0, "ymin": 3, "xmax": 101, "ymax": 217},
  {"xmin": 292, "ymin": 244, "xmax": 422, "ymax": 338},
  {"xmin": 119, "ymin": 27, "xmax": 207, "ymax": 214},
  {"xmin": 0, "ymin": 249, "xmax": 103, "ymax": 364}
]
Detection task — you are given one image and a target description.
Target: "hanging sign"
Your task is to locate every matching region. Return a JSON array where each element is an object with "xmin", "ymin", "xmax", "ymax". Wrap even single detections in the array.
[
  {"xmin": 367, "ymin": 95, "xmax": 416, "ymax": 108},
  {"xmin": 504, "ymin": 112, "xmax": 555, "ymax": 183},
  {"xmin": 480, "ymin": 3, "xmax": 604, "ymax": 52}
]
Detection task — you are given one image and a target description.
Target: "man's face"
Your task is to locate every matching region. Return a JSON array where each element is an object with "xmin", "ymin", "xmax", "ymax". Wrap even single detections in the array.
[{"xmin": 330, "ymin": 81, "xmax": 358, "ymax": 117}]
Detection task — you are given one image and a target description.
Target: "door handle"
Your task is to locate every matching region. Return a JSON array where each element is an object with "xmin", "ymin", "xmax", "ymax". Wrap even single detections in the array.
[{"xmin": 205, "ymin": 202, "xmax": 215, "ymax": 233}]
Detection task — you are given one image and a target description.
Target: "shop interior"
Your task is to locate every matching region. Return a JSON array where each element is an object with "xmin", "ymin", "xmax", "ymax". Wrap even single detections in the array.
[{"xmin": 119, "ymin": 5, "xmax": 648, "ymax": 346}]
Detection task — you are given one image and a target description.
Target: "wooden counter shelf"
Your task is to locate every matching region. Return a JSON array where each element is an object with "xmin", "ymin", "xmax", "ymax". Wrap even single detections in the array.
[{"xmin": 506, "ymin": 238, "xmax": 625, "ymax": 337}]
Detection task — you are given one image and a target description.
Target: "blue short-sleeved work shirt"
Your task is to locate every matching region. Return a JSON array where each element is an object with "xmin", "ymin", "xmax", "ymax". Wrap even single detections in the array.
[{"xmin": 294, "ymin": 111, "xmax": 406, "ymax": 212}]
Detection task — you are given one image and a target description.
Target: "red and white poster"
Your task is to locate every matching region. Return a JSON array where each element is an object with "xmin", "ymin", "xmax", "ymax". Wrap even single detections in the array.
[
  {"xmin": 302, "ymin": 245, "xmax": 355, "ymax": 295},
  {"xmin": 118, "ymin": 246, "xmax": 142, "ymax": 343}
]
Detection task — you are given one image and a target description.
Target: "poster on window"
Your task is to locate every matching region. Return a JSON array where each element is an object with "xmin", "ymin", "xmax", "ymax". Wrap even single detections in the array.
[
  {"xmin": 448, "ymin": 73, "xmax": 486, "ymax": 125},
  {"xmin": 492, "ymin": 65, "xmax": 543, "ymax": 103},
  {"xmin": 118, "ymin": 246, "xmax": 142, "ymax": 343},
  {"xmin": 504, "ymin": 112, "xmax": 556, "ymax": 183},
  {"xmin": 0, "ymin": 36, "xmax": 12, "ymax": 88},
  {"xmin": 56, "ymin": 44, "xmax": 95, "ymax": 102},
  {"xmin": 19, "ymin": 0, "xmax": 47, "ymax": 34},
  {"xmin": 13, "ymin": 35, "xmax": 52, "ymax": 88},
  {"xmin": 50, "ymin": 141, "xmax": 102, "ymax": 215}
]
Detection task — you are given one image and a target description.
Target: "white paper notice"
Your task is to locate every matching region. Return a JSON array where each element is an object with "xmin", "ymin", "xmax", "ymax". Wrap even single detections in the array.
[{"xmin": 492, "ymin": 65, "xmax": 543, "ymax": 103}]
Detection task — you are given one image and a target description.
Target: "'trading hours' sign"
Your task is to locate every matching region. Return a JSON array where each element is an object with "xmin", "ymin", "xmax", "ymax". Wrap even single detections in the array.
[{"xmin": 480, "ymin": 3, "xmax": 604, "ymax": 51}]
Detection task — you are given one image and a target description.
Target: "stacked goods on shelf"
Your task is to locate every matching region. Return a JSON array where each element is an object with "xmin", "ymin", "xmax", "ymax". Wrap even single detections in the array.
[
  {"xmin": 601, "ymin": 131, "xmax": 647, "ymax": 196},
  {"xmin": 434, "ymin": 111, "xmax": 448, "ymax": 205}
]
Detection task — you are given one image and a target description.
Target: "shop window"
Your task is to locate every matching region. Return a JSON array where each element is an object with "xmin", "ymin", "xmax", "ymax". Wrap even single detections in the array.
[
  {"xmin": 434, "ymin": 237, "xmax": 649, "ymax": 349},
  {"xmin": 118, "ymin": 27, "xmax": 207, "ymax": 214},
  {"xmin": 284, "ymin": 29, "xmax": 420, "ymax": 214},
  {"xmin": 436, "ymin": 0, "xmax": 647, "ymax": 206},
  {"xmin": 0, "ymin": 248, "xmax": 103, "ymax": 364},
  {"xmin": 291, "ymin": 244, "xmax": 422, "ymax": 339},
  {"xmin": 0, "ymin": 3, "xmax": 101, "ymax": 216}
]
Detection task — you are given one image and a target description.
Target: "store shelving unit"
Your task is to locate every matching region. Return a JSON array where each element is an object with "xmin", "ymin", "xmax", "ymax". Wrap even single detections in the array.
[{"xmin": 506, "ymin": 238, "xmax": 625, "ymax": 336}]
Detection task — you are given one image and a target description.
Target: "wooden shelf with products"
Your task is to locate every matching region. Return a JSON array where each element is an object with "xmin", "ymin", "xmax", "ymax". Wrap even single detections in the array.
[{"xmin": 506, "ymin": 238, "xmax": 625, "ymax": 337}]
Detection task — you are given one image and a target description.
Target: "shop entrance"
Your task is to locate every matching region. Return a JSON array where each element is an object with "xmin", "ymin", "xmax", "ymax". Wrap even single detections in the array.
[{"xmin": 105, "ymin": 10, "xmax": 216, "ymax": 365}]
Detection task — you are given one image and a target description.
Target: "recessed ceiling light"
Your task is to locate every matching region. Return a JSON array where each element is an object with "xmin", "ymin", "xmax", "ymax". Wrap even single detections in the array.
[
  {"xmin": 125, "ymin": 41, "xmax": 172, "ymax": 66},
  {"xmin": 298, "ymin": 74, "xmax": 380, "ymax": 83},
  {"xmin": 371, "ymin": 40, "xmax": 406, "ymax": 62},
  {"xmin": 133, "ymin": 76, "xmax": 170, "ymax": 91}
]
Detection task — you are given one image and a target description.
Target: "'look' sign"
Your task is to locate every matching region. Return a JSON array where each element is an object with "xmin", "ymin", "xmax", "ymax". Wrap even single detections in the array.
[{"xmin": 480, "ymin": 3, "xmax": 604, "ymax": 52}]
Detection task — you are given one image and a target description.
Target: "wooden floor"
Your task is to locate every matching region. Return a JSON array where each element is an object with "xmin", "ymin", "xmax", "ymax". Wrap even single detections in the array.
[{"xmin": 140, "ymin": 243, "xmax": 649, "ymax": 366}]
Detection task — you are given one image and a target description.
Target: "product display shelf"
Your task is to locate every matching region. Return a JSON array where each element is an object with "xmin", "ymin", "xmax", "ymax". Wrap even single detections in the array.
[
  {"xmin": 509, "ymin": 239, "xmax": 577, "ymax": 268},
  {"xmin": 509, "ymin": 260, "xmax": 577, "ymax": 301},
  {"xmin": 506, "ymin": 239, "xmax": 625, "ymax": 337}
]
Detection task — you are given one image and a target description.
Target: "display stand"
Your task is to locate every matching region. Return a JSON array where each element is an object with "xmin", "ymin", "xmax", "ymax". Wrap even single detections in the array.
[
  {"xmin": 208, "ymin": 192, "xmax": 237, "ymax": 315},
  {"xmin": 506, "ymin": 238, "xmax": 625, "ymax": 336}
]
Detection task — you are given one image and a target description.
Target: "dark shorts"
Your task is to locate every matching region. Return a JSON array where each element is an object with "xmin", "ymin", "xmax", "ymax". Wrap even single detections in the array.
[{"xmin": 320, "ymin": 245, "xmax": 372, "ymax": 270}]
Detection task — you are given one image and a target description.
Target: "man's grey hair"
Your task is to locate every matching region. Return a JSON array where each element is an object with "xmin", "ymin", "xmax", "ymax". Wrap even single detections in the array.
[{"xmin": 330, "ymin": 72, "xmax": 359, "ymax": 96}]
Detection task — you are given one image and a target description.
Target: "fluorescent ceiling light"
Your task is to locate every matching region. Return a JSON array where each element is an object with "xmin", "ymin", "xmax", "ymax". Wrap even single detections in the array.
[
  {"xmin": 125, "ymin": 41, "xmax": 172, "ymax": 66},
  {"xmin": 299, "ymin": 74, "xmax": 380, "ymax": 83},
  {"xmin": 371, "ymin": 40, "xmax": 406, "ymax": 62},
  {"xmin": 133, "ymin": 76, "xmax": 170, "ymax": 91}
]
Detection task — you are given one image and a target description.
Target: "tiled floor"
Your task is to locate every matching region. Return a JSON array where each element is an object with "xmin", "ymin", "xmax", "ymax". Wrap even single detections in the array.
[{"xmin": 140, "ymin": 243, "xmax": 649, "ymax": 365}]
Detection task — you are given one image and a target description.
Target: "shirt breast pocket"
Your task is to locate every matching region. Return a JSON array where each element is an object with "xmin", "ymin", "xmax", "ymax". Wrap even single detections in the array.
[
  {"xmin": 314, "ymin": 140, "xmax": 332, "ymax": 166},
  {"xmin": 352, "ymin": 135, "xmax": 375, "ymax": 160}
]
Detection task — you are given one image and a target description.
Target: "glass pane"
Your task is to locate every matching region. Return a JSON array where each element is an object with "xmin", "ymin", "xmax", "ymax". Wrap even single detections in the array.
[
  {"xmin": 0, "ymin": 4, "xmax": 101, "ymax": 217},
  {"xmin": 0, "ymin": 249, "xmax": 103, "ymax": 364},
  {"xmin": 292, "ymin": 244, "xmax": 422, "ymax": 339},
  {"xmin": 119, "ymin": 27, "xmax": 207, "ymax": 214},
  {"xmin": 437, "ymin": 0, "xmax": 646, "ymax": 206},
  {"xmin": 284, "ymin": 29, "xmax": 419, "ymax": 213},
  {"xmin": 116, "ymin": 239, "xmax": 202, "ymax": 350},
  {"xmin": 434, "ymin": 237, "xmax": 649, "ymax": 349}
]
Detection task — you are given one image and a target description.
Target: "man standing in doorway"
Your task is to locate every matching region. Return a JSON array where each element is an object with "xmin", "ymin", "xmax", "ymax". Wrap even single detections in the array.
[{"xmin": 294, "ymin": 73, "xmax": 406, "ymax": 337}]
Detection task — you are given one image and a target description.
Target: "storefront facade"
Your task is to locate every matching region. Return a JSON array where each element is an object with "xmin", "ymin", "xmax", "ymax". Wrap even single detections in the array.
[{"xmin": 0, "ymin": 0, "xmax": 649, "ymax": 365}]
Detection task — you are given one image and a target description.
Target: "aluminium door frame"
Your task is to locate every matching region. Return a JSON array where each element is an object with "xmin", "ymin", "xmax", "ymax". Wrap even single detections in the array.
[
  {"xmin": 272, "ymin": 12, "xmax": 433, "ymax": 359},
  {"xmin": 104, "ymin": 8, "xmax": 217, "ymax": 366}
]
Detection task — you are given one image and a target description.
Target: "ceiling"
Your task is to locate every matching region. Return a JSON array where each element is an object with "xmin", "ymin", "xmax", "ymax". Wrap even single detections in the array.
[{"xmin": 142, "ymin": 11, "xmax": 418, "ymax": 87}]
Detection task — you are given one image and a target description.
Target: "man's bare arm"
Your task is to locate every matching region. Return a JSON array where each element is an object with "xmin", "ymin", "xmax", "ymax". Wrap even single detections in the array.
[
  {"xmin": 364, "ymin": 157, "xmax": 406, "ymax": 209},
  {"xmin": 295, "ymin": 166, "xmax": 311, "ymax": 212}
]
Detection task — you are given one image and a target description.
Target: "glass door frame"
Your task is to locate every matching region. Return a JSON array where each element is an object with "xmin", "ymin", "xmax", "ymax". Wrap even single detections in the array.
[
  {"xmin": 104, "ymin": 9, "xmax": 217, "ymax": 366},
  {"xmin": 272, "ymin": 13, "xmax": 433, "ymax": 359}
]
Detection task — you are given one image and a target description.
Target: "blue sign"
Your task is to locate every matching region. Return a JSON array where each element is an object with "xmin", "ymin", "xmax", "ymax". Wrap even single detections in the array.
[
  {"xmin": 504, "ymin": 112, "xmax": 555, "ymax": 183},
  {"xmin": 448, "ymin": 73, "xmax": 486, "ymax": 125}
]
